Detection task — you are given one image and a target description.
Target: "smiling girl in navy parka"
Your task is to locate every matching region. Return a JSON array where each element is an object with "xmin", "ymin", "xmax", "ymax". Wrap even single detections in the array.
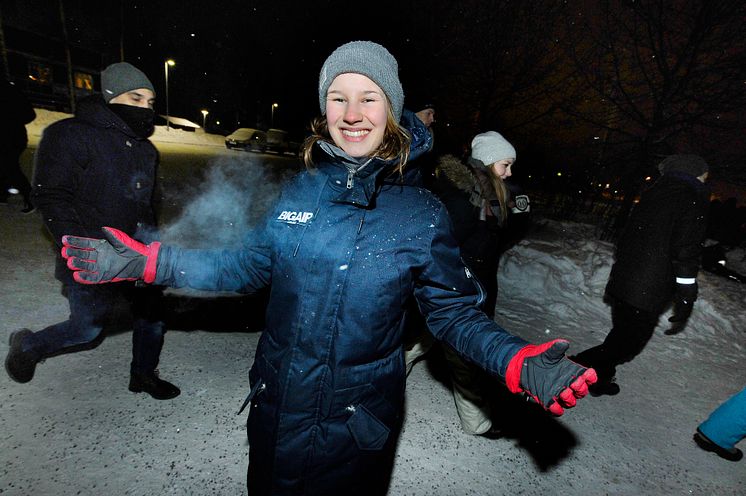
[{"xmin": 61, "ymin": 41, "xmax": 597, "ymax": 495}]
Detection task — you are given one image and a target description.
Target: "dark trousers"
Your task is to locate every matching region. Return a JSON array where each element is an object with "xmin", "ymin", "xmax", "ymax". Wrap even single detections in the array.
[
  {"xmin": 572, "ymin": 299, "xmax": 659, "ymax": 382},
  {"xmin": 22, "ymin": 282, "xmax": 166, "ymax": 374}
]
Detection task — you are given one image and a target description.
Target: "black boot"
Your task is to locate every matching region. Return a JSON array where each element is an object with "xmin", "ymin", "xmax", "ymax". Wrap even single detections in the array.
[
  {"xmin": 694, "ymin": 429, "xmax": 743, "ymax": 462},
  {"xmin": 5, "ymin": 329, "xmax": 39, "ymax": 383},
  {"xmin": 129, "ymin": 371, "xmax": 180, "ymax": 400}
]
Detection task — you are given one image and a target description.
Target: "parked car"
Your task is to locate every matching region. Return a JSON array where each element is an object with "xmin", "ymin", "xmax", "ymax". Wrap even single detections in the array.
[
  {"xmin": 225, "ymin": 128, "xmax": 266, "ymax": 151},
  {"xmin": 265, "ymin": 128, "xmax": 291, "ymax": 154}
]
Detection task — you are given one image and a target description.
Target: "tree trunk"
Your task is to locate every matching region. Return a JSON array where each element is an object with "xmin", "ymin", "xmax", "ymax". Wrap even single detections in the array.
[{"xmin": 58, "ymin": 0, "xmax": 75, "ymax": 113}]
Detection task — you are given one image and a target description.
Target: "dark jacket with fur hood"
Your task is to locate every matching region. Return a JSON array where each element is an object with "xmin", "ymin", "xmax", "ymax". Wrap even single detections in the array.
[{"xmin": 432, "ymin": 154, "xmax": 505, "ymax": 266}]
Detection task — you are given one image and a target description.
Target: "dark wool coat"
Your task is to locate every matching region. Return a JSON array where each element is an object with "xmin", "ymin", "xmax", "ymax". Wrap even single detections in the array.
[
  {"xmin": 154, "ymin": 141, "xmax": 527, "ymax": 495},
  {"xmin": 606, "ymin": 171, "xmax": 709, "ymax": 314},
  {"xmin": 31, "ymin": 96, "xmax": 159, "ymax": 283}
]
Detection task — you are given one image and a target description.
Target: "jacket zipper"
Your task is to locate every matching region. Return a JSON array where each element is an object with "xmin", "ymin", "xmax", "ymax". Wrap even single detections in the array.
[
  {"xmin": 464, "ymin": 266, "xmax": 486, "ymax": 308},
  {"xmin": 345, "ymin": 158, "xmax": 373, "ymax": 189},
  {"xmin": 236, "ymin": 381, "xmax": 266, "ymax": 415}
]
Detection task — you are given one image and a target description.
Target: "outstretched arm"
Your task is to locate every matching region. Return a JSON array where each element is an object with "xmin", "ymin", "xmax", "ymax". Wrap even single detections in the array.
[
  {"xmin": 62, "ymin": 226, "xmax": 271, "ymax": 293},
  {"xmin": 415, "ymin": 205, "xmax": 596, "ymax": 415}
]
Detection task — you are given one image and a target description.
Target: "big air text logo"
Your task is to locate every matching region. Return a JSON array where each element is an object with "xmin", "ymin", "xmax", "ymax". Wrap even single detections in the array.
[{"xmin": 276, "ymin": 210, "xmax": 314, "ymax": 225}]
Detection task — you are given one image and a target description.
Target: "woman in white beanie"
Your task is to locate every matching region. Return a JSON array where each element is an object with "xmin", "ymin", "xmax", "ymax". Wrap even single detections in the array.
[
  {"xmin": 60, "ymin": 41, "xmax": 595, "ymax": 495},
  {"xmin": 405, "ymin": 131, "xmax": 521, "ymax": 436}
]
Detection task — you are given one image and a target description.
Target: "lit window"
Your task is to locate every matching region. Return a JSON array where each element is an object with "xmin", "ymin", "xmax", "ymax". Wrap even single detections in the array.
[
  {"xmin": 28, "ymin": 62, "xmax": 52, "ymax": 85},
  {"xmin": 75, "ymin": 72, "xmax": 93, "ymax": 90}
]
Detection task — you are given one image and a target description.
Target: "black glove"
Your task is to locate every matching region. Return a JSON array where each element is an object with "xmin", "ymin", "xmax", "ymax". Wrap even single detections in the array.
[
  {"xmin": 505, "ymin": 339, "xmax": 598, "ymax": 416},
  {"xmin": 669, "ymin": 282, "xmax": 698, "ymax": 324},
  {"xmin": 61, "ymin": 227, "xmax": 161, "ymax": 284}
]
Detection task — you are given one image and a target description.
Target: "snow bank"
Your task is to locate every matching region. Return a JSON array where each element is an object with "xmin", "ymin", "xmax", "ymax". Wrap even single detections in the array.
[
  {"xmin": 498, "ymin": 217, "xmax": 745, "ymax": 364},
  {"xmin": 27, "ymin": 108, "xmax": 225, "ymax": 147}
]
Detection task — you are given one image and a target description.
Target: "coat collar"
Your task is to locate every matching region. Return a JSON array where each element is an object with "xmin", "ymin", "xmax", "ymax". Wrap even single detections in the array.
[
  {"xmin": 315, "ymin": 141, "xmax": 390, "ymax": 208},
  {"xmin": 75, "ymin": 95, "xmax": 146, "ymax": 140},
  {"xmin": 313, "ymin": 111, "xmax": 435, "ymax": 208}
]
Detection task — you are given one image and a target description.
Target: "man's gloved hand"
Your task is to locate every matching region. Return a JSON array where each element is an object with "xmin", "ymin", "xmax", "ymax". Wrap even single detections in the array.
[
  {"xmin": 668, "ymin": 282, "xmax": 698, "ymax": 323},
  {"xmin": 505, "ymin": 339, "xmax": 597, "ymax": 416},
  {"xmin": 61, "ymin": 227, "xmax": 160, "ymax": 284}
]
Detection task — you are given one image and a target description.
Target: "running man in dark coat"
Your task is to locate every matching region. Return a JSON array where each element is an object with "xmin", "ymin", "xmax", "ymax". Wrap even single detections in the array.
[
  {"xmin": 4, "ymin": 62, "xmax": 179, "ymax": 400},
  {"xmin": 573, "ymin": 154, "xmax": 710, "ymax": 396}
]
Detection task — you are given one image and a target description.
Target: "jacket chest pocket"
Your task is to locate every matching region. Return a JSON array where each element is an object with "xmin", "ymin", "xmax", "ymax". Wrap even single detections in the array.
[{"xmin": 347, "ymin": 242, "xmax": 406, "ymax": 317}]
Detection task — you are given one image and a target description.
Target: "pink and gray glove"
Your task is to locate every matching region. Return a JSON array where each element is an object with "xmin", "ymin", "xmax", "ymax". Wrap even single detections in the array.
[
  {"xmin": 505, "ymin": 339, "xmax": 597, "ymax": 416},
  {"xmin": 61, "ymin": 227, "xmax": 160, "ymax": 284}
]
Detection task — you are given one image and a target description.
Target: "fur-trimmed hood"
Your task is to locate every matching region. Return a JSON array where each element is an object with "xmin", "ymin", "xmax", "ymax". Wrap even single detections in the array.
[
  {"xmin": 436, "ymin": 154, "xmax": 497, "ymax": 204},
  {"xmin": 436, "ymin": 154, "xmax": 478, "ymax": 194}
]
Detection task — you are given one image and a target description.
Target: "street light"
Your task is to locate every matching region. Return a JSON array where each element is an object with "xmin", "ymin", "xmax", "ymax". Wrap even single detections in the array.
[
  {"xmin": 201, "ymin": 109, "xmax": 209, "ymax": 129},
  {"xmin": 271, "ymin": 102, "xmax": 279, "ymax": 128},
  {"xmin": 164, "ymin": 59, "xmax": 175, "ymax": 131}
]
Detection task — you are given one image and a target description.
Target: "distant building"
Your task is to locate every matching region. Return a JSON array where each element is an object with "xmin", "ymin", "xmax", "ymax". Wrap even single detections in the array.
[{"xmin": 1, "ymin": 0, "xmax": 120, "ymax": 111}]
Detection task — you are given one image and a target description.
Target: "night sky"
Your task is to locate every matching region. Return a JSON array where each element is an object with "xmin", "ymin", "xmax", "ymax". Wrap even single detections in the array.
[
  {"xmin": 6, "ymin": 0, "xmax": 746, "ymax": 192},
  {"xmin": 124, "ymin": 1, "xmax": 430, "ymax": 135}
]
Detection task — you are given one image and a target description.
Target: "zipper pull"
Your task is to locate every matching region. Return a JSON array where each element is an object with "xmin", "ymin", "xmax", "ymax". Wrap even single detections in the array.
[{"xmin": 346, "ymin": 170, "xmax": 354, "ymax": 189}]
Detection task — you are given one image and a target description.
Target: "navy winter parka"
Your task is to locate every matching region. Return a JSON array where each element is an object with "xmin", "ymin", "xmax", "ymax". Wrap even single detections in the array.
[
  {"xmin": 154, "ymin": 136, "xmax": 528, "ymax": 494},
  {"xmin": 606, "ymin": 171, "xmax": 709, "ymax": 314},
  {"xmin": 32, "ymin": 95, "xmax": 160, "ymax": 253}
]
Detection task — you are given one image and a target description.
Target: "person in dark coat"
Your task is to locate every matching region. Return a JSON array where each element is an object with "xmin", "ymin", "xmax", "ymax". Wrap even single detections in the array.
[
  {"xmin": 58, "ymin": 42, "xmax": 596, "ymax": 495},
  {"xmin": 0, "ymin": 79, "xmax": 36, "ymax": 213},
  {"xmin": 4, "ymin": 62, "xmax": 179, "ymax": 400},
  {"xmin": 573, "ymin": 154, "xmax": 710, "ymax": 396}
]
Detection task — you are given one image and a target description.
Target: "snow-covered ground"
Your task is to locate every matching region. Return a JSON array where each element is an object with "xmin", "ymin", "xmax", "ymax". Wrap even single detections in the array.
[{"xmin": 1, "ymin": 117, "xmax": 745, "ymax": 494}]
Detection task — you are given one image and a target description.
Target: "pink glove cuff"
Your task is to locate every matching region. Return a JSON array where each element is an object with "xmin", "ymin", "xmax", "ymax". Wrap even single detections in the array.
[
  {"xmin": 143, "ymin": 241, "xmax": 161, "ymax": 284},
  {"xmin": 504, "ymin": 339, "xmax": 565, "ymax": 394}
]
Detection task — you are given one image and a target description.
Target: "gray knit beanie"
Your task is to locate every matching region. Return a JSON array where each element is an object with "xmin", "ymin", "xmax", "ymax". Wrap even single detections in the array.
[
  {"xmin": 101, "ymin": 62, "xmax": 155, "ymax": 103},
  {"xmin": 318, "ymin": 41, "xmax": 404, "ymax": 121},
  {"xmin": 469, "ymin": 131, "xmax": 517, "ymax": 167},
  {"xmin": 657, "ymin": 154, "xmax": 709, "ymax": 178}
]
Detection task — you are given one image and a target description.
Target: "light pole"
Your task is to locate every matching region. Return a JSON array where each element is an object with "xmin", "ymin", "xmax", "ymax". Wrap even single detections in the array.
[
  {"xmin": 201, "ymin": 109, "xmax": 209, "ymax": 129},
  {"xmin": 270, "ymin": 102, "xmax": 278, "ymax": 128},
  {"xmin": 164, "ymin": 59, "xmax": 175, "ymax": 131}
]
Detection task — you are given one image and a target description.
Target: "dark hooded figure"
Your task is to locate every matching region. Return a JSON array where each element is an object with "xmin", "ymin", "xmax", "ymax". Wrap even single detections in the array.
[
  {"xmin": 0, "ymin": 79, "xmax": 36, "ymax": 212},
  {"xmin": 5, "ymin": 62, "xmax": 179, "ymax": 401},
  {"xmin": 573, "ymin": 154, "xmax": 710, "ymax": 396}
]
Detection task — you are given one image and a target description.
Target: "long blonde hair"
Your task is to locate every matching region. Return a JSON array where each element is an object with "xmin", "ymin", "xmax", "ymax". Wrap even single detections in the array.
[
  {"xmin": 487, "ymin": 168, "xmax": 509, "ymax": 226},
  {"xmin": 302, "ymin": 103, "xmax": 411, "ymax": 174}
]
